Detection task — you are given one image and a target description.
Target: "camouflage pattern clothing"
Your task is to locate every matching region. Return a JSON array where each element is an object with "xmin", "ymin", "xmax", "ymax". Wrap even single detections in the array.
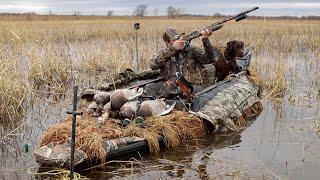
[
  {"xmin": 192, "ymin": 75, "xmax": 262, "ymax": 133},
  {"xmin": 150, "ymin": 37, "xmax": 215, "ymax": 87},
  {"xmin": 201, "ymin": 64, "xmax": 216, "ymax": 88}
]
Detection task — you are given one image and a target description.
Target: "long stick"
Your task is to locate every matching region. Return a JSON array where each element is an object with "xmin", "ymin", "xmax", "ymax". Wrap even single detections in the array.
[
  {"xmin": 70, "ymin": 86, "xmax": 78, "ymax": 179},
  {"xmin": 67, "ymin": 86, "xmax": 82, "ymax": 179},
  {"xmin": 135, "ymin": 29, "xmax": 139, "ymax": 71}
]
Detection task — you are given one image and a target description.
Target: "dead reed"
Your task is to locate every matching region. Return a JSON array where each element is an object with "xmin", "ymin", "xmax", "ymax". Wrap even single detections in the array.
[
  {"xmin": 123, "ymin": 111, "xmax": 206, "ymax": 153},
  {"xmin": 247, "ymin": 66, "xmax": 264, "ymax": 97},
  {"xmin": 264, "ymin": 56, "xmax": 288, "ymax": 103},
  {"xmin": 122, "ymin": 125, "xmax": 160, "ymax": 153},
  {"xmin": 316, "ymin": 118, "xmax": 320, "ymax": 136},
  {"xmin": 0, "ymin": 60, "xmax": 28, "ymax": 119}
]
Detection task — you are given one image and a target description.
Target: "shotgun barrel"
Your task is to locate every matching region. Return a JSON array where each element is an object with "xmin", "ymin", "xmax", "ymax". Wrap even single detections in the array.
[{"xmin": 182, "ymin": 7, "xmax": 259, "ymax": 42}]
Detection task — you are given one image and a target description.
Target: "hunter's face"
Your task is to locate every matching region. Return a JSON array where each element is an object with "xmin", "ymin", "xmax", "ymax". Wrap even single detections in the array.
[{"xmin": 165, "ymin": 40, "xmax": 173, "ymax": 47}]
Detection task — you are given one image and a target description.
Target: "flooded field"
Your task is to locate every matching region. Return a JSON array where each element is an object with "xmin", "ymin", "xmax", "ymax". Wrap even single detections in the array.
[
  {"xmin": 0, "ymin": 17, "xmax": 319, "ymax": 179},
  {"xmin": 1, "ymin": 52, "xmax": 319, "ymax": 179}
]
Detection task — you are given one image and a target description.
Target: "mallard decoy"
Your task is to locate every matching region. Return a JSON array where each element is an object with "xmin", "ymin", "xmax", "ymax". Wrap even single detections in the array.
[
  {"xmin": 80, "ymin": 88, "xmax": 96, "ymax": 102},
  {"xmin": 120, "ymin": 100, "xmax": 141, "ymax": 119},
  {"xmin": 94, "ymin": 91, "xmax": 111, "ymax": 107},
  {"xmin": 137, "ymin": 99, "xmax": 176, "ymax": 118},
  {"xmin": 110, "ymin": 88, "xmax": 143, "ymax": 110}
]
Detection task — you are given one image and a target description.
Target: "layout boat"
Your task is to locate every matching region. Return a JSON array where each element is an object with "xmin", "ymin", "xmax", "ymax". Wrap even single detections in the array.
[{"xmin": 34, "ymin": 50, "xmax": 263, "ymax": 168}]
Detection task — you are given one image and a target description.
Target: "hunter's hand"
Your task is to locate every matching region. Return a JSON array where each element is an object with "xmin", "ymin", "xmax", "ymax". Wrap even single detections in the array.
[
  {"xmin": 200, "ymin": 29, "xmax": 212, "ymax": 39},
  {"xmin": 172, "ymin": 39, "xmax": 186, "ymax": 50}
]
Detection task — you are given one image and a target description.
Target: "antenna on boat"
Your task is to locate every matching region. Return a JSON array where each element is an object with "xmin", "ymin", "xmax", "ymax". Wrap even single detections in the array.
[{"xmin": 134, "ymin": 21, "xmax": 140, "ymax": 71}]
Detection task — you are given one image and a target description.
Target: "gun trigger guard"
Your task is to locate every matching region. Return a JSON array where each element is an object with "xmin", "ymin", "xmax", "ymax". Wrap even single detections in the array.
[{"xmin": 175, "ymin": 72, "xmax": 180, "ymax": 78}]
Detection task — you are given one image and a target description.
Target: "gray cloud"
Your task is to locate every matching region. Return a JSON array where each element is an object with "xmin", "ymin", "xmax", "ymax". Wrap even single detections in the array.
[{"xmin": 0, "ymin": 0, "xmax": 319, "ymax": 16}]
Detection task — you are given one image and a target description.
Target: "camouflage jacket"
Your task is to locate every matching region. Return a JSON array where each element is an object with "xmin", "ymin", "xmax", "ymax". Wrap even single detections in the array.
[{"xmin": 150, "ymin": 38, "xmax": 216, "ymax": 86}]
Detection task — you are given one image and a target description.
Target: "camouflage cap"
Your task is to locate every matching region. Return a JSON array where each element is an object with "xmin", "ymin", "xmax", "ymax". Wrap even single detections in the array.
[{"xmin": 163, "ymin": 28, "xmax": 182, "ymax": 41}]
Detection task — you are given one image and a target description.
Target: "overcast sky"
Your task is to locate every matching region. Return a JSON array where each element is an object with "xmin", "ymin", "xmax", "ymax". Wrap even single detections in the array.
[{"xmin": 0, "ymin": 0, "xmax": 319, "ymax": 17}]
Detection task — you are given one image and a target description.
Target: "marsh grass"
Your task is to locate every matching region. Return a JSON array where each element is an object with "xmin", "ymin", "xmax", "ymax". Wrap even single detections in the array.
[
  {"xmin": 0, "ymin": 16, "xmax": 319, "ymax": 119},
  {"xmin": 0, "ymin": 59, "xmax": 28, "ymax": 119},
  {"xmin": 264, "ymin": 56, "xmax": 289, "ymax": 103},
  {"xmin": 314, "ymin": 114, "xmax": 320, "ymax": 136},
  {"xmin": 318, "ymin": 74, "xmax": 320, "ymax": 97}
]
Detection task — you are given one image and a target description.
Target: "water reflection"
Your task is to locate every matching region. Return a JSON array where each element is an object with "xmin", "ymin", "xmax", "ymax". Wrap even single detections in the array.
[
  {"xmin": 0, "ymin": 98, "xmax": 68, "ymax": 180},
  {"xmin": 80, "ymin": 129, "xmax": 244, "ymax": 179},
  {"xmin": 81, "ymin": 96, "xmax": 320, "ymax": 180}
]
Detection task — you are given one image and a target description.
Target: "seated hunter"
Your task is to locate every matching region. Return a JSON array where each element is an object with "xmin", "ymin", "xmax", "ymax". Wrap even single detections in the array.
[{"xmin": 144, "ymin": 28, "xmax": 216, "ymax": 98}]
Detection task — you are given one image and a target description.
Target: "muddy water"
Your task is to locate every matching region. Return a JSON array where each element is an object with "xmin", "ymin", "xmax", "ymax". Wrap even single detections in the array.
[
  {"xmin": 0, "ymin": 100, "xmax": 69, "ymax": 180},
  {"xmin": 81, "ymin": 101, "xmax": 320, "ymax": 179},
  {"xmin": 1, "ymin": 53, "xmax": 319, "ymax": 179}
]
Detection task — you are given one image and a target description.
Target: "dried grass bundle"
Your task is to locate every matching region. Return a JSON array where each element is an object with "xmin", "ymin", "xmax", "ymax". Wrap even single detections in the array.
[
  {"xmin": 39, "ymin": 111, "xmax": 206, "ymax": 159},
  {"xmin": 147, "ymin": 116, "xmax": 181, "ymax": 148},
  {"xmin": 76, "ymin": 126, "xmax": 106, "ymax": 162},
  {"xmin": 39, "ymin": 117, "xmax": 74, "ymax": 146},
  {"xmin": 99, "ymin": 119, "xmax": 122, "ymax": 139},
  {"xmin": 122, "ymin": 124, "xmax": 160, "ymax": 153},
  {"xmin": 39, "ymin": 115, "xmax": 109, "ymax": 161},
  {"xmin": 122, "ymin": 111, "xmax": 205, "ymax": 153},
  {"xmin": 172, "ymin": 111, "xmax": 206, "ymax": 139},
  {"xmin": 146, "ymin": 111, "xmax": 206, "ymax": 149}
]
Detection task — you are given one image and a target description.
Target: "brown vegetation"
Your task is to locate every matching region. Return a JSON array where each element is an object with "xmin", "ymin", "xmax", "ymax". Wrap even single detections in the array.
[
  {"xmin": 39, "ymin": 111, "xmax": 205, "ymax": 161},
  {"xmin": 0, "ymin": 16, "xmax": 319, "ymax": 119}
]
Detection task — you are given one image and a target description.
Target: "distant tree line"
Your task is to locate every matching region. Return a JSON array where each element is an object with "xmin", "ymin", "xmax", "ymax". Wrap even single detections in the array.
[
  {"xmin": 132, "ymin": 4, "xmax": 184, "ymax": 18},
  {"xmin": 0, "ymin": 12, "xmax": 38, "ymax": 16},
  {"xmin": 1, "ymin": 6, "xmax": 319, "ymax": 20}
]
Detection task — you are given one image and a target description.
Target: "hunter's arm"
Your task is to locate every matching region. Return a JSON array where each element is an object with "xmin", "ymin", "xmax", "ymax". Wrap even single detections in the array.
[
  {"xmin": 150, "ymin": 46, "xmax": 176, "ymax": 70},
  {"xmin": 191, "ymin": 37, "xmax": 215, "ymax": 64}
]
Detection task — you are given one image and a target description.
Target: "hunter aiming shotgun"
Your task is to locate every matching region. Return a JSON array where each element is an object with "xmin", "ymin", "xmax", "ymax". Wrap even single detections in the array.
[{"xmin": 174, "ymin": 7, "xmax": 259, "ymax": 101}]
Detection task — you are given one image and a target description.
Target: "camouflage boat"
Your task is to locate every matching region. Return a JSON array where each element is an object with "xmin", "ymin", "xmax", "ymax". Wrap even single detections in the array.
[{"xmin": 34, "ymin": 50, "xmax": 263, "ymax": 168}]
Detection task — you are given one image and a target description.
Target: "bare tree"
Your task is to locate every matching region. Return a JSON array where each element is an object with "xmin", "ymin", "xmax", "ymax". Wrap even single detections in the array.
[
  {"xmin": 133, "ymin": 4, "xmax": 147, "ymax": 17},
  {"xmin": 167, "ymin": 6, "xmax": 175, "ymax": 18},
  {"xmin": 166, "ymin": 6, "xmax": 183, "ymax": 18},
  {"xmin": 175, "ymin": 8, "xmax": 183, "ymax": 17},
  {"xmin": 73, "ymin": 10, "xmax": 81, "ymax": 16},
  {"xmin": 107, "ymin": 10, "xmax": 114, "ymax": 16},
  {"xmin": 153, "ymin": 8, "xmax": 159, "ymax": 16}
]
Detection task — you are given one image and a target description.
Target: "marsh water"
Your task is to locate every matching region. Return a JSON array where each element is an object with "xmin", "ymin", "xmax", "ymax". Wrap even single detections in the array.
[{"xmin": 1, "ymin": 52, "xmax": 319, "ymax": 179}]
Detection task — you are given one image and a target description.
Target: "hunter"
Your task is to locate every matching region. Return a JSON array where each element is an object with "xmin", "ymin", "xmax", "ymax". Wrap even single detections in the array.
[{"xmin": 144, "ymin": 28, "xmax": 216, "ymax": 97}]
